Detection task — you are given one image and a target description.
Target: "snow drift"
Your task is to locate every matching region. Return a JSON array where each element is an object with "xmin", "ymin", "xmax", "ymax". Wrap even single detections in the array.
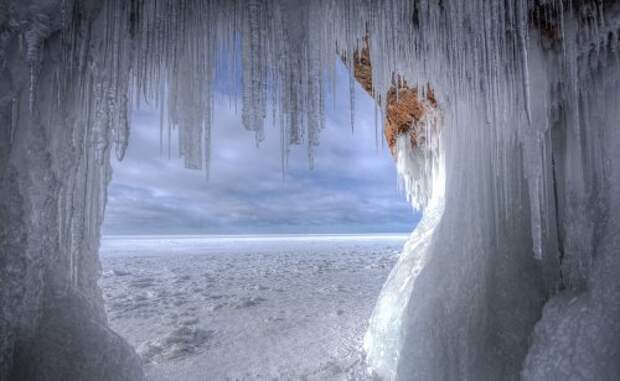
[{"xmin": 0, "ymin": 0, "xmax": 619, "ymax": 380}]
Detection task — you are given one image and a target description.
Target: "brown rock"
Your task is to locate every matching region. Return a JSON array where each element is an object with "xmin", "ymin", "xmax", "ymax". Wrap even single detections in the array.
[
  {"xmin": 347, "ymin": 37, "xmax": 438, "ymax": 155},
  {"xmin": 352, "ymin": 38, "xmax": 374, "ymax": 94}
]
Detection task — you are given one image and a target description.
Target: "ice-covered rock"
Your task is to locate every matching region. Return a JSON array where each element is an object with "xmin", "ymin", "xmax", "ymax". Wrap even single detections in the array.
[
  {"xmin": 10, "ymin": 288, "xmax": 144, "ymax": 381},
  {"xmin": 0, "ymin": 1, "xmax": 143, "ymax": 379}
]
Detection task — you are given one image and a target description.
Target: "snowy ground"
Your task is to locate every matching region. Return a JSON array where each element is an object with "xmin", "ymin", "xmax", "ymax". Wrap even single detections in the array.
[{"xmin": 100, "ymin": 235, "xmax": 406, "ymax": 380}]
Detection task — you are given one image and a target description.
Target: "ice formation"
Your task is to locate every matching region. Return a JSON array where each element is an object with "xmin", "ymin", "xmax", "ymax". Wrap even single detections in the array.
[{"xmin": 1, "ymin": 0, "xmax": 619, "ymax": 380}]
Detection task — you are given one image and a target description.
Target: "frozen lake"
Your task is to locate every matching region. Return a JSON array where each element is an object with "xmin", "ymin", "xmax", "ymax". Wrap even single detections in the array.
[{"xmin": 99, "ymin": 234, "xmax": 407, "ymax": 380}]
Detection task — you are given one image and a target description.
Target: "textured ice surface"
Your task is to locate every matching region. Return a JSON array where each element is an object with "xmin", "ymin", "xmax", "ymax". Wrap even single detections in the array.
[{"xmin": 100, "ymin": 234, "xmax": 406, "ymax": 380}]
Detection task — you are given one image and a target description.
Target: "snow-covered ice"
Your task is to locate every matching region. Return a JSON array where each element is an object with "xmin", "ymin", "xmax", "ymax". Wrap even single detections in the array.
[{"xmin": 100, "ymin": 234, "xmax": 407, "ymax": 380}]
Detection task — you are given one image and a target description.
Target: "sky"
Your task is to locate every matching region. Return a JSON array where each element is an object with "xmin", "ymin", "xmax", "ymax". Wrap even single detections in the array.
[{"xmin": 102, "ymin": 63, "xmax": 419, "ymax": 236}]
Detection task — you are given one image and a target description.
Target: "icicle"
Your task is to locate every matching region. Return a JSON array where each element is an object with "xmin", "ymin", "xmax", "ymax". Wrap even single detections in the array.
[
  {"xmin": 24, "ymin": 13, "xmax": 51, "ymax": 113},
  {"xmin": 114, "ymin": 94, "xmax": 130, "ymax": 161},
  {"xmin": 349, "ymin": 60, "xmax": 355, "ymax": 134},
  {"xmin": 519, "ymin": 0, "xmax": 532, "ymax": 124},
  {"xmin": 374, "ymin": 98, "xmax": 379, "ymax": 151},
  {"xmin": 9, "ymin": 97, "xmax": 17, "ymax": 144},
  {"xmin": 204, "ymin": 118, "xmax": 211, "ymax": 180},
  {"xmin": 159, "ymin": 81, "xmax": 165, "ymax": 156}
]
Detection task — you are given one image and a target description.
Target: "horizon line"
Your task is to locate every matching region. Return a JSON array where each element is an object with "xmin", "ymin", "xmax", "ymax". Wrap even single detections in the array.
[{"xmin": 102, "ymin": 232, "xmax": 411, "ymax": 238}]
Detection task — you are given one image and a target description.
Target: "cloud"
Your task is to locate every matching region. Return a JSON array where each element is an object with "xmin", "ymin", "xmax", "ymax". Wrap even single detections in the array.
[{"xmin": 102, "ymin": 62, "xmax": 419, "ymax": 235}]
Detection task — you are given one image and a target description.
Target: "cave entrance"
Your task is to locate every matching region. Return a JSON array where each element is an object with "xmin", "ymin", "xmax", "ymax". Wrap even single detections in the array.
[{"xmin": 97, "ymin": 60, "xmax": 416, "ymax": 379}]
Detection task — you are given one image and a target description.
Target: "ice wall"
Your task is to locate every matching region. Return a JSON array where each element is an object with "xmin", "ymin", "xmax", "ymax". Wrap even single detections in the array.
[
  {"xmin": 521, "ymin": 43, "xmax": 620, "ymax": 381},
  {"xmin": 0, "ymin": 0, "xmax": 619, "ymax": 380},
  {"xmin": 364, "ymin": 1, "xmax": 620, "ymax": 379},
  {"xmin": 0, "ymin": 1, "xmax": 143, "ymax": 379}
]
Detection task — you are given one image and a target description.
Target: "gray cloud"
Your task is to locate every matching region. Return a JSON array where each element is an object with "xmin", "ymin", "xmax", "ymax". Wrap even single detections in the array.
[{"xmin": 102, "ymin": 63, "xmax": 419, "ymax": 235}]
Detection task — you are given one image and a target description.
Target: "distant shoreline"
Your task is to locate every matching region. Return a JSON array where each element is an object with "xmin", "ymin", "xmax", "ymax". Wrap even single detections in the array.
[
  {"xmin": 100, "ymin": 233, "xmax": 409, "ymax": 259},
  {"xmin": 102, "ymin": 233, "xmax": 410, "ymax": 241}
]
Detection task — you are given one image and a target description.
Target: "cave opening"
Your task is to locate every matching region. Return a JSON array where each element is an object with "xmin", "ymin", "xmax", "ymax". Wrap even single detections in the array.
[{"xmin": 97, "ymin": 59, "xmax": 419, "ymax": 379}]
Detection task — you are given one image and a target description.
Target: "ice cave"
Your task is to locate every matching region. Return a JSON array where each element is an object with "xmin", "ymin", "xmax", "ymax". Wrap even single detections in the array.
[{"xmin": 1, "ymin": 0, "xmax": 619, "ymax": 380}]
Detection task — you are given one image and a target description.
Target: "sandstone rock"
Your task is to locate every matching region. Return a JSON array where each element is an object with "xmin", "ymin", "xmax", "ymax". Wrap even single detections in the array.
[{"xmin": 348, "ymin": 38, "xmax": 438, "ymax": 155}]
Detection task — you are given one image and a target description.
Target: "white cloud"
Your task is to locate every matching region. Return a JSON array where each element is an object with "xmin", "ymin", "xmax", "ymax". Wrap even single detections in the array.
[{"xmin": 102, "ymin": 62, "xmax": 419, "ymax": 235}]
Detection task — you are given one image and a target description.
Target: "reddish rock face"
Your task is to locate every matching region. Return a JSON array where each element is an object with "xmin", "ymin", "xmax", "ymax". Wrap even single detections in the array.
[
  {"xmin": 384, "ymin": 84, "xmax": 437, "ymax": 154},
  {"xmin": 352, "ymin": 40, "xmax": 374, "ymax": 94},
  {"xmin": 348, "ymin": 38, "xmax": 438, "ymax": 155}
]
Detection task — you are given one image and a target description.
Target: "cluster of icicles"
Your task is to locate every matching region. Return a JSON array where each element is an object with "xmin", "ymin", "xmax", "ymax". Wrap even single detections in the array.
[
  {"xmin": 5, "ymin": 0, "xmax": 617, "ymax": 197},
  {"xmin": 5, "ymin": 0, "xmax": 523, "ymax": 178},
  {"xmin": 9, "ymin": 0, "xmax": 613, "ymax": 191}
]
